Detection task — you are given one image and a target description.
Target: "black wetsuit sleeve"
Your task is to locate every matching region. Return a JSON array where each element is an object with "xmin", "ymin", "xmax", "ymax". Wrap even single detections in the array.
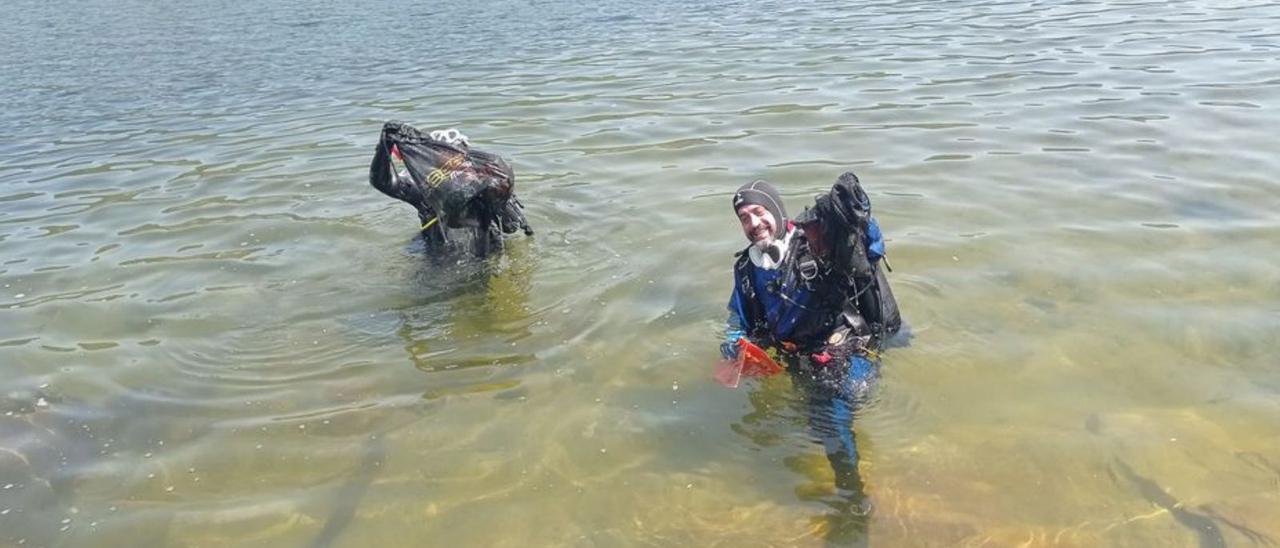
[{"xmin": 368, "ymin": 136, "xmax": 425, "ymax": 206}]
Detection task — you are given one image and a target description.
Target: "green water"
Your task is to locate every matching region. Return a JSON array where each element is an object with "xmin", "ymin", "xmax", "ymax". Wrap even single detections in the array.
[{"xmin": 2, "ymin": 0, "xmax": 1279, "ymax": 545}]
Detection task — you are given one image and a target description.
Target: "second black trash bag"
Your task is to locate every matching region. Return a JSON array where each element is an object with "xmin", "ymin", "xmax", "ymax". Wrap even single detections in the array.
[
  {"xmin": 793, "ymin": 172, "xmax": 902, "ymax": 344},
  {"xmin": 369, "ymin": 121, "xmax": 532, "ymax": 256}
]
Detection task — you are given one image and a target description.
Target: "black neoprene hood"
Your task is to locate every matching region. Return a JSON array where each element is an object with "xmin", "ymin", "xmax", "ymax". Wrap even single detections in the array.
[{"xmin": 733, "ymin": 179, "xmax": 788, "ymax": 239}]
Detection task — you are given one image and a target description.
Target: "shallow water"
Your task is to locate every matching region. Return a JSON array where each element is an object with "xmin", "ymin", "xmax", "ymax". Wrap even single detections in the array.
[{"xmin": 2, "ymin": 0, "xmax": 1279, "ymax": 545}]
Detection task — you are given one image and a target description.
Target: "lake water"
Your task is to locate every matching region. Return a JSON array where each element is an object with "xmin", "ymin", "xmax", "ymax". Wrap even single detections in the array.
[{"xmin": 2, "ymin": 0, "xmax": 1279, "ymax": 545}]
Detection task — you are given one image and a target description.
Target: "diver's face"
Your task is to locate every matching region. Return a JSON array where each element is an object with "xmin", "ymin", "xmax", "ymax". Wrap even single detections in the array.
[{"xmin": 737, "ymin": 204, "xmax": 776, "ymax": 244}]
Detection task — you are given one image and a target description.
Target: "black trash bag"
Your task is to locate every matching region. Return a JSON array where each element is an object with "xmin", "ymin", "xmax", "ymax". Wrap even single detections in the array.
[
  {"xmin": 369, "ymin": 121, "xmax": 532, "ymax": 256},
  {"xmin": 796, "ymin": 172, "xmax": 902, "ymax": 343}
]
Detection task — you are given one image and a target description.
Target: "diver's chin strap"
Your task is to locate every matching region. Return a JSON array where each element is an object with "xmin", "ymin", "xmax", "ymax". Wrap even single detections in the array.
[{"xmin": 748, "ymin": 227, "xmax": 795, "ymax": 270}]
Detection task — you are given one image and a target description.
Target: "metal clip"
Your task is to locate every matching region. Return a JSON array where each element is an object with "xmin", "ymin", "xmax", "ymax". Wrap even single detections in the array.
[{"xmin": 799, "ymin": 259, "xmax": 818, "ymax": 282}]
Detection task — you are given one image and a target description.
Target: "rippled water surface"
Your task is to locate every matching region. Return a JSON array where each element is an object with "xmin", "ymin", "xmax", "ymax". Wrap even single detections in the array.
[{"xmin": 3, "ymin": 0, "xmax": 1279, "ymax": 545}]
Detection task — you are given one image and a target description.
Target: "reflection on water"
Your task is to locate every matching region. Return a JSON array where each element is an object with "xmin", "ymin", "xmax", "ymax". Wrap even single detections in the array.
[
  {"xmin": 733, "ymin": 373, "xmax": 876, "ymax": 546},
  {"xmin": 392, "ymin": 238, "xmax": 538, "ymax": 386},
  {"xmin": 3, "ymin": 0, "xmax": 1280, "ymax": 545}
]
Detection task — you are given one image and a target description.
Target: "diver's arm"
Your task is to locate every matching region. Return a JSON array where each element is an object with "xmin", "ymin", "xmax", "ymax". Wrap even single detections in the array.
[{"xmin": 369, "ymin": 138, "xmax": 425, "ymax": 205}]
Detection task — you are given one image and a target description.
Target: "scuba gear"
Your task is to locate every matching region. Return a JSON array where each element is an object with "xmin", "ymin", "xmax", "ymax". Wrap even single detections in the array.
[
  {"xmin": 729, "ymin": 232, "xmax": 818, "ymax": 347},
  {"xmin": 369, "ymin": 121, "xmax": 533, "ymax": 256},
  {"xmin": 733, "ymin": 180, "xmax": 788, "ymax": 240},
  {"xmin": 793, "ymin": 171, "xmax": 902, "ymax": 343},
  {"xmin": 729, "ymin": 222, "xmax": 848, "ymax": 352}
]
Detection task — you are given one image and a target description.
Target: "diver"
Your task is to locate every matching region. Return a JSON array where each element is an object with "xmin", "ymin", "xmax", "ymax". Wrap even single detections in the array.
[
  {"xmin": 722, "ymin": 175, "xmax": 902, "ymax": 515},
  {"xmin": 369, "ymin": 121, "xmax": 533, "ymax": 257}
]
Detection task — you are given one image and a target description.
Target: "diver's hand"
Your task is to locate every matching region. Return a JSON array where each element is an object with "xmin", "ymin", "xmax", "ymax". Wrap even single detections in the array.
[{"xmin": 720, "ymin": 340, "xmax": 740, "ymax": 360}]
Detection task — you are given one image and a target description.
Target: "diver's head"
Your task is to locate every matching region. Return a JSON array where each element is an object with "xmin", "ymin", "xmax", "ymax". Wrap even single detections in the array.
[{"xmin": 733, "ymin": 180, "xmax": 787, "ymax": 245}]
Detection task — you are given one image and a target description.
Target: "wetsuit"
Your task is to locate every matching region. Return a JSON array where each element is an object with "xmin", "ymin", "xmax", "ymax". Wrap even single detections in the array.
[{"xmin": 723, "ymin": 223, "xmax": 885, "ymax": 499}]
